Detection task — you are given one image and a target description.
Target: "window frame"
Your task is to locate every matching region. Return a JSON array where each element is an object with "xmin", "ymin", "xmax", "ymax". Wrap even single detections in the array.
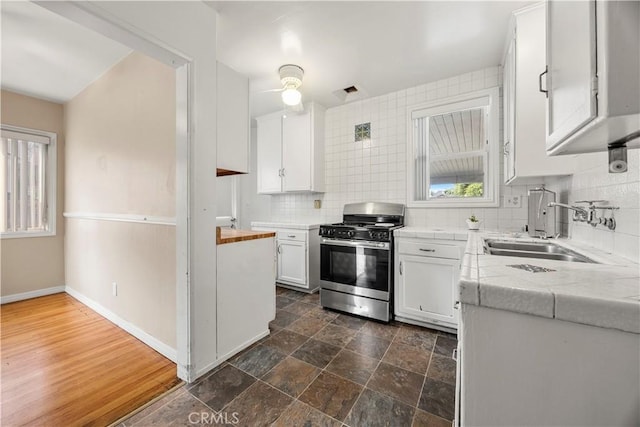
[
  {"xmin": 406, "ymin": 87, "xmax": 500, "ymax": 208},
  {"xmin": 1, "ymin": 124, "xmax": 57, "ymax": 239}
]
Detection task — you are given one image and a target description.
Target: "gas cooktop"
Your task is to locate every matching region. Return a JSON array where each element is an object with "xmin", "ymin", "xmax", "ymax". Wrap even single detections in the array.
[{"xmin": 319, "ymin": 202, "xmax": 405, "ymax": 242}]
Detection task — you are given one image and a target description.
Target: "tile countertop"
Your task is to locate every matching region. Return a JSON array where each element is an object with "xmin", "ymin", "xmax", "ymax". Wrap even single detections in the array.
[
  {"xmin": 459, "ymin": 231, "xmax": 640, "ymax": 334},
  {"xmin": 216, "ymin": 227, "xmax": 276, "ymax": 245},
  {"xmin": 250, "ymin": 221, "xmax": 321, "ymax": 230}
]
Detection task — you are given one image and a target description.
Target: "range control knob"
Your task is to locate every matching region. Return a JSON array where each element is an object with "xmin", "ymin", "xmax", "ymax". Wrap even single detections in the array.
[{"xmin": 347, "ymin": 230, "xmax": 355, "ymax": 238}]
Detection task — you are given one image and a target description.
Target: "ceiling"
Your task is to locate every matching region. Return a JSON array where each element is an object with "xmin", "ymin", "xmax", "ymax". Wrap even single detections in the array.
[
  {"xmin": 0, "ymin": 1, "xmax": 131, "ymax": 104},
  {"xmin": 1, "ymin": 1, "xmax": 532, "ymax": 114},
  {"xmin": 210, "ymin": 1, "xmax": 533, "ymax": 118}
]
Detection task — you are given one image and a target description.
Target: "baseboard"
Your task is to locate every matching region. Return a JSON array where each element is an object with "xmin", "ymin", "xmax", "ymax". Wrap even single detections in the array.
[
  {"xmin": 192, "ymin": 329, "xmax": 271, "ymax": 381},
  {"xmin": 64, "ymin": 286, "xmax": 177, "ymax": 363},
  {"xmin": 0, "ymin": 286, "xmax": 66, "ymax": 304}
]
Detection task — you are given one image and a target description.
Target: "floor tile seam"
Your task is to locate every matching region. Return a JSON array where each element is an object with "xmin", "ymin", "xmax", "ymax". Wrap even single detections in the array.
[
  {"xmin": 265, "ymin": 329, "xmax": 313, "ymax": 356},
  {"xmin": 254, "ymin": 379, "xmax": 299, "ymax": 426},
  {"xmin": 370, "ymin": 346, "xmax": 423, "ymax": 408},
  {"xmin": 292, "ymin": 339, "xmax": 362, "ymax": 423},
  {"xmin": 186, "ymin": 390, "xmax": 221, "ymax": 415},
  {"xmin": 360, "ymin": 323, "xmax": 401, "ymax": 341},
  {"xmin": 217, "ymin": 373, "xmax": 266, "ymax": 415},
  {"xmin": 309, "ymin": 320, "xmax": 358, "ymax": 349},
  {"xmin": 128, "ymin": 387, "xmax": 187, "ymax": 426},
  {"xmin": 265, "ymin": 366, "xmax": 323, "ymax": 401},
  {"xmin": 417, "ymin": 347, "xmax": 436, "ymax": 412},
  {"xmin": 227, "ymin": 351, "xmax": 276, "ymax": 383},
  {"xmin": 376, "ymin": 331, "xmax": 430, "ymax": 409},
  {"xmin": 267, "ymin": 395, "xmax": 344, "ymax": 427},
  {"xmin": 319, "ymin": 351, "xmax": 373, "ymax": 386},
  {"xmin": 342, "ymin": 334, "xmax": 399, "ymax": 423},
  {"xmin": 379, "ymin": 352, "xmax": 430, "ymax": 377},
  {"xmin": 280, "ymin": 303, "xmax": 317, "ymax": 317}
]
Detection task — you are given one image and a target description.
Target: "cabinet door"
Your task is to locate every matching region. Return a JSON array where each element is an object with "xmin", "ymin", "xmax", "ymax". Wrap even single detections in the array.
[
  {"xmin": 256, "ymin": 113, "xmax": 283, "ymax": 193},
  {"xmin": 217, "ymin": 62, "xmax": 249, "ymax": 174},
  {"xmin": 546, "ymin": 0, "xmax": 597, "ymax": 149},
  {"xmin": 397, "ymin": 254, "xmax": 459, "ymax": 326},
  {"xmin": 503, "ymin": 37, "xmax": 516, "ymax": 183},
  {"xmin": 282, "ymin": 112, "xmax": 311, "ymax": 192},
  {"xmin": 277, "ymin": 239, "xmax": 307, "ymax": 287}
]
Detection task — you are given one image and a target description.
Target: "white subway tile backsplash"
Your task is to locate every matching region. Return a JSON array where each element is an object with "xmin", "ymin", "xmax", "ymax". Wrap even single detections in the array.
[{"xmin": 544, "ymin": 149, "xmax": 639, "ymax": 263}]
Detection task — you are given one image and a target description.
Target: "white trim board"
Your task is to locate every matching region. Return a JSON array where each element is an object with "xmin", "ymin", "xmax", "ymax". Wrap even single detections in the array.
[
  {"xmin": 64, "ymin": 286, "xmax": 177, "ymax": 363},
  {"xmin": 64, "ymin": 212, "xmax": 176, "ymax": 226},
  {"xmin": 193, "ymin": 329, "xmax": 270, "ymax": 380},
  {"xmin": 0, "ymin": 286, "xmax": 65, "ymax": 304}
]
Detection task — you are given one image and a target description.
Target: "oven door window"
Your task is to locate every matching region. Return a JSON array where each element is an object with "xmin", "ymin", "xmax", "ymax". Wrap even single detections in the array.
[{"xmin": 320, "ymin": 244, "xmax": 389, "ymax": 292}]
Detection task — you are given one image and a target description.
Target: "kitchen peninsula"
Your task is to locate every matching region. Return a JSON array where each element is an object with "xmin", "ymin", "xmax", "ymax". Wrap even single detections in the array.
[{"xmin": 216, "ymin": 227, "xmax": 276, "ymax": 360}]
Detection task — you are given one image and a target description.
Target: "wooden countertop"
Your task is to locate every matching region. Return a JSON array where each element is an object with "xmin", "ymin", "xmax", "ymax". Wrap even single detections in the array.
[{"xmin": 216, "ymin": 227, "xmax": 276, "ymax": 245}]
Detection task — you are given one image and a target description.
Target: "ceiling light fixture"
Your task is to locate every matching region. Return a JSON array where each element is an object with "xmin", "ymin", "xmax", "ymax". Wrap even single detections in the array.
[{"xmin": 279, "ymin": 64, "xmax": 304, "ymax": 106}]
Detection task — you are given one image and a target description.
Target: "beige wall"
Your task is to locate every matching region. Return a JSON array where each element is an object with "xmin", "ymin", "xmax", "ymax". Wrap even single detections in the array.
[
  {"xmin": 1, "ymin": 90, "xmax": 66, "ymax": 296},
  {"xmin": 64, "ymin": 52, "xmax": 177, "ymax": 348}
]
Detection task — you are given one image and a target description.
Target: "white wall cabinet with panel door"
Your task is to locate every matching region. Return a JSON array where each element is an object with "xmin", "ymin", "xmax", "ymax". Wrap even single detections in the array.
[
  {"xmin": 394, "ymin": 238, "xmax": 463, "ymax": 332},
  {"xmin": 502, "ymin": 3, "xmax": 575, "ymax": 184},
  {"xmin": 256, "ymin": 103, "xmax": 325, "ymax": 194},
  {"xmin": 217, "ymin": 61, "xmax": 249, "ymax": 175},
  {"xmin": 544, "ymin": 0, "xmax": 640, "ymax": 156},
  {"xmin": 251, "ymin": 223, "xmax": 321, "ymax": 292}
]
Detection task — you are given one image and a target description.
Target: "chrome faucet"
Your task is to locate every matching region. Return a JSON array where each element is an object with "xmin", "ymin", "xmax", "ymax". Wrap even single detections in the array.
[
  {"xmin": 547, "ymin": 202, "xmax": 589, "ymax": 222},
  {"xmin": 548, "ymin": 201, "xmax": 619, "ymax": 230}
]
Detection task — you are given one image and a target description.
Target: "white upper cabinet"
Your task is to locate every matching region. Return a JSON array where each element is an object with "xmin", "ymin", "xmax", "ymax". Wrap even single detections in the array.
[
  {"xmin": 544, "ymin": 0, "xmax": 640, "ymax": 155},
  {"xmin": 256, "ymin": 103, "xmax": 325, "ymax": 194},
  {"xmin": 217, "ymin": 62, "xmax": 250, "ymax": 174},
  {"xmin": 256, "ymin": 112, "xmax": 282, "ymax": 193},
  {"xmin": 502, "ymin": 3, "xmax": 575, "ymax": 184}
]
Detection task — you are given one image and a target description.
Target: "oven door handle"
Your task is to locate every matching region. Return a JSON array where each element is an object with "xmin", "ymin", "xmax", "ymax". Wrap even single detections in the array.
[{"xmin": 321, "ymin": 238, "xmax": 389, "ymax": 250}]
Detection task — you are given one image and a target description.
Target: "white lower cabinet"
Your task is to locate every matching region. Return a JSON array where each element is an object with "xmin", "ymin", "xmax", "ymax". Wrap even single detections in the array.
[
  {"xmin": 394, "ymin": 238, "xmax": 462, "ymax": 331},
  {"xmin": 277, "ymin": 239, "xmax": 306, "ymax": 286},
  {"xmin": 459, "ymin": 303, "xmax": 640, "ymax": 426},
  {"xmin": 251, "ymin": 224, "xmax": 320, "ymax": 292},
  {"xmin": 217, "ymin": 237, "xmax": 275, "ymax": 360}
]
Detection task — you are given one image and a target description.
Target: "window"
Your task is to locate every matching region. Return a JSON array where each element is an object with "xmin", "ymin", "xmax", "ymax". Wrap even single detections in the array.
[
  {"xmin": 1, "ymin": 125, "xmax": 56, "ymax": 237},
  {"xmin": 407, "ymin": 87, "xmax": 500, "ymax": 207}
]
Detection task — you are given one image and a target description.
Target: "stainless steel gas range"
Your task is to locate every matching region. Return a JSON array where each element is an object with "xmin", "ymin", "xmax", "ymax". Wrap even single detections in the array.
[{"xmin": 319, "ymin": 202, "xmax": 405, "ymax": 322}]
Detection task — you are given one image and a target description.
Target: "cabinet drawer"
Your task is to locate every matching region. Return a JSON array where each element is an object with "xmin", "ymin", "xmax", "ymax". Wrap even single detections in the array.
[
  {"xmin": 277, "ymin": 230, "xmax": 307, "ymax": 242},
  {"xmin": 398, "ymin": 241, "xmax": 461, "ymax": 260}
]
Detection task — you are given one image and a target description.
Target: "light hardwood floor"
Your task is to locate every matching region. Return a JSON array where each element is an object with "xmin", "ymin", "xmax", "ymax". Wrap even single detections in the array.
[{"xmin": 1, "ymin": 293, "xmax": 181, "ymax": 427}]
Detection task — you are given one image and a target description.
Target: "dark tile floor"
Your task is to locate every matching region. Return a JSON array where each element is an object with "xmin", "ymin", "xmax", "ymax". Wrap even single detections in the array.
[{"xmin": 120, "ymin": 287, "xmax": 457, "ymax": 427}]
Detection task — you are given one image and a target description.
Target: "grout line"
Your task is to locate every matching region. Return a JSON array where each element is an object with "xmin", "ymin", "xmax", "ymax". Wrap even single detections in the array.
[
  {"xmin": 416, "ymin": 335, "xmax": 438, "ymax": 420},
  {"xmin": 342, "ymin": 324, "xmax": 404, "ymax": 425},
  {"xmin": 120, "ymin": 382, "xmax": 185, "ymax": 426}
]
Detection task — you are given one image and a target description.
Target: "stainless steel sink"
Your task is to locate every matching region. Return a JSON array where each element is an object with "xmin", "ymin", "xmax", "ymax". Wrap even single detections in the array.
[{"xmin": 484, "ymin": 239, "xmax": 596, "ymax": 263}]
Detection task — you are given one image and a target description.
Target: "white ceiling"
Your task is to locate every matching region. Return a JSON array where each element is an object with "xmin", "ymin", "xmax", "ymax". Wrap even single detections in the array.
[
  {"xmin": 1, "ymin": 1, "xmax": 532, "ymax": 115},
  {"xmin": 210, "ymin": 1, "xmax": 533, "ymax": 118},
  {"xmin": 0, "ymin": 1, "xmax": 132, "ymax": 104}
]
